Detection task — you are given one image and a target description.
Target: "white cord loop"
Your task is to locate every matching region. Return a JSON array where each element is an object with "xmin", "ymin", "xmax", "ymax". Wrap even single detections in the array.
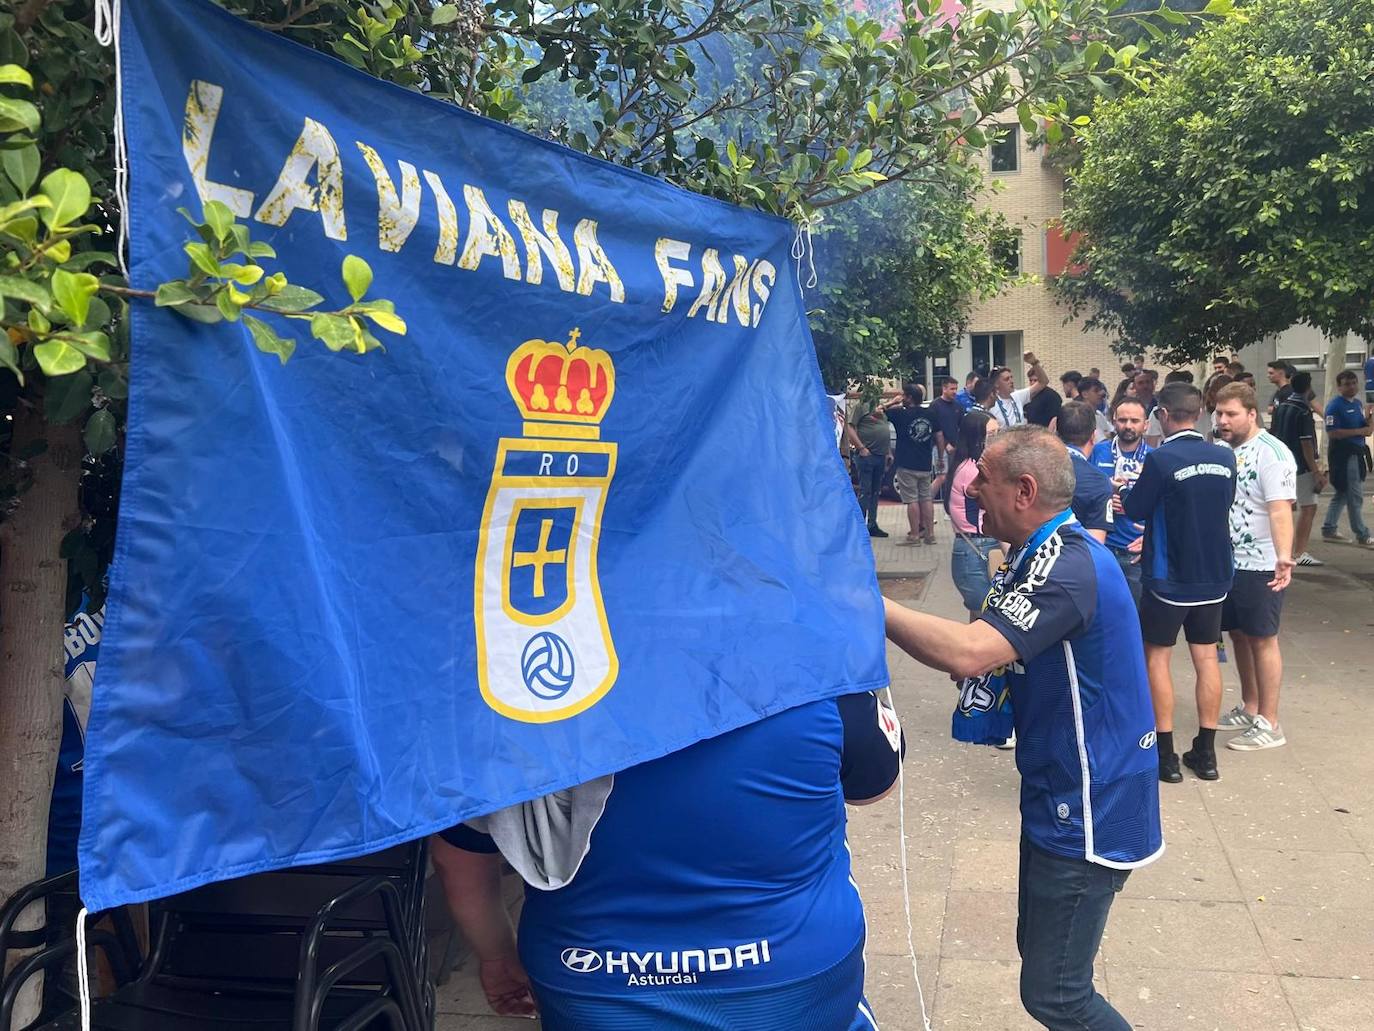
[
  {"xmin": 791, "ymin": 210, "xmax": 820, "ymax": 292},
  {"xmin": 75, "ymin": 906, "xmax": 93, "ymax": 1031},
  {"xmin": 95, "ymin": 0, "xmax": 130, "ymax": 278},
  {"xmin": 887, "ymin": 685, "xmax": 935, "ymax": 1031}
]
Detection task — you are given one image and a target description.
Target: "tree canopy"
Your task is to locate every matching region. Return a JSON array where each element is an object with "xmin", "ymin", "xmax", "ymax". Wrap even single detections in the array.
[{"xmin": 1053, "ymin": 0, "xmax": 1374, "ymax": 365}]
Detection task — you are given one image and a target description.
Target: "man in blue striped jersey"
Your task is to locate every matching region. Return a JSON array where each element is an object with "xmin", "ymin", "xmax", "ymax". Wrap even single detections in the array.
[{"xmin": 885, "ymin": 425, "xmax": 1161, "ymax": 1031}]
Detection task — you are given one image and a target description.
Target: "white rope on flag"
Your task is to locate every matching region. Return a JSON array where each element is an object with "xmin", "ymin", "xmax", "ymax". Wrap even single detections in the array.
[
  {"xmin": 74, "ymin": 906, "xmax": 92, "ymax": 1031},
  {"xmin": 790, "ymin": 212, "xmax": 820, "ymax": 293},
  {"xmin": 95, "ymin": 0, "xmax": 130, "ymax": 279},
  {"xmin": 886, "ymin": 685, "xmax": 935, "ymax": 1031}
]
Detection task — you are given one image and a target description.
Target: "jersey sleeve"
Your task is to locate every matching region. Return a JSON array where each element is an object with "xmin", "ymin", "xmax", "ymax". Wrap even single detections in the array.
[
  {"xmin": 1122, "ymin": 451, "xmax": 1164, "ymax": 522},
  {"xmin": 438, "ymin": 823, "xmax": 499, "ymax": 853},
  {"xmin": 1075, "ymin": 470, "xmax": 1115, "ymax": 532},
  {"xmin": 979, "ymin": 545, "xmax": 1093, "ymax": 663},
  {"xmin": 838, "ymin": 691, "xmax": 904, "ymax": 802},
  {"xmin": 1258, "ymin": 446, "xmax": 1297, "ymax": 502}
]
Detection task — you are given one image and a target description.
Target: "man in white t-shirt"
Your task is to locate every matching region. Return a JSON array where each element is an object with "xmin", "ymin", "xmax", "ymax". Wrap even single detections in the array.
[
  {"xmin": 1212, "ymin": 382, "xmax": 1297, "ymax": 752},
  {"xmin": 990, "ymin": 353, "xmax": 1049, "ymax": 429}
]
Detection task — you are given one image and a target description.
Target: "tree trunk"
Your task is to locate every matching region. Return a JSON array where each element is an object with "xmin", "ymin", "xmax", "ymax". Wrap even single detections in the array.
[
  {"xmin": 0, "ymin": 405, "xmax": 83, "ymax": 1027},
  {"xmin": 1322, "ymin": 333, "xmax": 1349, "ymax": 451}
]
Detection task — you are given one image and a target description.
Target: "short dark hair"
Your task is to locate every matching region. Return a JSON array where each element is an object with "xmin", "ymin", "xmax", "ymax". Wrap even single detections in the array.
[
  {"xmin": 1291, "ymin": 371, "xmax": 1312, "ymax": 394},
  {"xmin": 1267, "ymin": 360, "xmax": 1295, "ymax": 375},
  {"xmin": 1337, "ymin": 369, "xmax": 1359, "ymax": 386},
  {"xmin": 903, "ymin": 382, "xmax": 924, "ymax": 404},
  {"xmin": 965, "ymin": 371, "xmax": 979, "ymax": 385},
  {"xmin": 1055, "ymin": 400, "xmax": 1098, "ymax": 447},
  {"xmin": 1060, "ymin": 370, "xmax": 1082, "ymax": 386},
  {"xmin": 972, "ymin": 378, "xmax": 995, "ymax": 404},
  {"xmin": 938, "ymin": 375, "xmax": 957, "ymax": 390},
  {"xmin": 1213, "ymin": 356, "xmax": 1230, "ymax": 365},
  {"xmin": 1157, "ymin": 381, "xmax": 1203, "ymax": 423},
  {"xmin": 1112, "ymin": 396, "xmax": 1147, "ymax": 417},
  {"xmin": 1227, "ymin": 361, "xmax": 1245, "ymax": 374},
  {"xmin": 1076, "ymin": 376, "xmax": 1105, "ymax": 396},
  {"xmin": 1165, "ymin": 369, "xmax": 1194, "ymax": 384}
]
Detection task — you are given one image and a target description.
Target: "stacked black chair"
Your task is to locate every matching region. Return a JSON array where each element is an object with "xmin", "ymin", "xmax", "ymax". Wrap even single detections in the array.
[{"xmin": 0, "ymin": 840, "xmax": 433, "ymax": 1031}]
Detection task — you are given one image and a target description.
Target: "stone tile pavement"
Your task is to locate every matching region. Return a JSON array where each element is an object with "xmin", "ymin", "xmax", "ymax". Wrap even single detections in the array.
[{"xmin": 437, "ymin": 494, "xmax": 1374, "ymax": 1031}]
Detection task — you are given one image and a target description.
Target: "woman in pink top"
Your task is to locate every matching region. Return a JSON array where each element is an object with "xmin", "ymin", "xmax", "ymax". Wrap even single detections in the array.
[{"xmin": 945, "ymin": 410, "xmax": 998, "ymax": 619}]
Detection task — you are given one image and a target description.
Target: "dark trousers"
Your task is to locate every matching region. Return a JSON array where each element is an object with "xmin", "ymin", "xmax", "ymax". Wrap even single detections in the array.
[
  {"xmin": 1017, "ymin": 835, "xmax": 1131, "ymax": 1030},
  {"xmin": 855, "ymin": 454, "xmax": 885, "ymax": 527},
  {"xmin": 1110, "ymin": 547, "xmax": 1142, "ymax": 609}
]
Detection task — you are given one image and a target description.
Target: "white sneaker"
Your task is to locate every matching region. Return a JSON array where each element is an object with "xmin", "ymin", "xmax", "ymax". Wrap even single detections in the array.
[
  {"xmin": 996, "ymin": 730, "xmax": 1017, "ymax": 750},
  {"xmin": 1322, "ymin": 530, "xmax": 1351, "ymax": 543},
  {"xmin": 1295, "ymin": 552, "xmax": 1324, "ymax": 567},
  {"xmin": 1226, "ymin": 715, "xmax": 1286, "ymax": 751},
  {"xmin": 1217, "ymin": 705, "xmax": 1255, "ymax": 731}
]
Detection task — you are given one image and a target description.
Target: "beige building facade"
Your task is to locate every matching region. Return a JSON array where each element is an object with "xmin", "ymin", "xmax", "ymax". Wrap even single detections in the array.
[{"xmin": 945, "ymin": 121, "xmax": 1123, "ymax": 389}]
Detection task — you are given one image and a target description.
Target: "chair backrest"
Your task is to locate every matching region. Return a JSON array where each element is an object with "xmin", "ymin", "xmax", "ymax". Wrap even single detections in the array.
[{"xmin": 149, "ymin": 840, "xmax": 426, "ymax": 989}]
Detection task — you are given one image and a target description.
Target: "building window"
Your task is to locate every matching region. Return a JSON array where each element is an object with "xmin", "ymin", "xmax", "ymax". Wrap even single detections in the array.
[
  {"xmin": 990, "ymin": 124, "xmax": 1019, "ymax": 172},
  {"xmin": 994, "ymin": 232, "xmax": 1022, "ymax": 275},
  {"xmin": 970, "ymin": 334, "xmax": 1009, "ymax": 376}
]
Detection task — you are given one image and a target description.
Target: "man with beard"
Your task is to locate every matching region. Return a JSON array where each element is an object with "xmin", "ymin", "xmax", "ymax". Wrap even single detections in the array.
[{"xmin": 1091, "ymin": 398, "xmax": 1152, "ymax": 607}]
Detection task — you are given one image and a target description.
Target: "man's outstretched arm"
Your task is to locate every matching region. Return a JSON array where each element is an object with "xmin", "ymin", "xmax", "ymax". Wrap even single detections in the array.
[{"xmin": 884, "ymin": 597, "xmax": 1019, "ymax": 681}]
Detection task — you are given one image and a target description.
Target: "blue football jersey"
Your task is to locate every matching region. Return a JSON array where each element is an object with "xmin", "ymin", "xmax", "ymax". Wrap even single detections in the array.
[
  {"xmin": 442, "ymin": 694, "xmax": 902, "ymax": 1030},
  {"xmin": 979, "ymin": 517, "xmax": 1164, "ymax": 868},
  {"xmin": 1089, "ymin": 438, "xmax": 1152, "ymax": 551}
]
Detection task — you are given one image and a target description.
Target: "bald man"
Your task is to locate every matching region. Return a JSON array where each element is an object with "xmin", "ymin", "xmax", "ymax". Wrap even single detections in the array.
[{"xmin": 884, "ymin": 425, "xmax": 1162, "ymax": 1031}]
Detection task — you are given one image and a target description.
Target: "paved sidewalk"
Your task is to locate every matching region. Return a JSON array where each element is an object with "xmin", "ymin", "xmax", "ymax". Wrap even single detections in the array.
[{"xmin": 437, "ymin": 495, "xmax": 1374, "ymax": 1031}]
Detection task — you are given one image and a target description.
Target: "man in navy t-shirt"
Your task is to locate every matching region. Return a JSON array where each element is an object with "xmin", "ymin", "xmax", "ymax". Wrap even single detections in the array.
[
  {"xmin": 1056, "ymin": 400, "xmax": 1114, "ymax": 543},
  {"xmin": 1321, "ymin": 369, "xmax": 1373, "ymax": 547},
  {"xmin": 1123, "ymin": 382, "xmax": 1236, "ymax": 783},
  {"xmin": 885, "ymin": 425, "xmax": 1161, "ymax": 1031},
  {"xmin": 433, "ymin": 692, "xmax": 905, "ymax": 1029}
]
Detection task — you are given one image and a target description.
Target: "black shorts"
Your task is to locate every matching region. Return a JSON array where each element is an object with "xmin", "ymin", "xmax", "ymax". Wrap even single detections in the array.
[
  {"xmin": 1139, "ymin": 591, "xmax": 1224, "ymax": 647},
  {"xmin": 1221, "ymin": 569, "xmax": 1286, "ymax": 637}
]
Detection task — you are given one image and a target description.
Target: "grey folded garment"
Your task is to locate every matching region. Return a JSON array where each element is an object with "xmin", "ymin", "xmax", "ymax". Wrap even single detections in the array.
[{"xmin": 468, "ymin": 775, "xmax": 614, "ymax": 890}]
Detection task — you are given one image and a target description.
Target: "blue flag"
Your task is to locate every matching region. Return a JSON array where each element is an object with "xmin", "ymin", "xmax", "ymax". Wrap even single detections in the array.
[{"xmin": 80, "ymin": 0, "xmax": 887, "ymax": 910}]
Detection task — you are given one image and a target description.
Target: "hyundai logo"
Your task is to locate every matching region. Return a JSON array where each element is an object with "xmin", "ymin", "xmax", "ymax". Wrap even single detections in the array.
[
  {"xmin": 1140, "ymin": 731, "xmax": 1157, "ymax": 750},
  {"xmin": 561, "ymin": 947, "xmax": 603, "ymax": 973}
]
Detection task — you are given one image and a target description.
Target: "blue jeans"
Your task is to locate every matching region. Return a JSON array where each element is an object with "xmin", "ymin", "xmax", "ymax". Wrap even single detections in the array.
[
  {"xmin": 951, "ymin": 535, "xmax": 995, "ymax": 613},
  {"xmin": 1109, "ymin": 547, "xmax": 1142, "ymax": 609},
  {"xmin": 1018, "ymin": 835, "xmax": 1131, "ymax": 1031},
  {"xmin": 855, "ymin": 453, "xmax": 886, "ymax": 527},
  {"xmin": 1322, "ymin": 454, "xmax": 1369, "ymax": 541}
]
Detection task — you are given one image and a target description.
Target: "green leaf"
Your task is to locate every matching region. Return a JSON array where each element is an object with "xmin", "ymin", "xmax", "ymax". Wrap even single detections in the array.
[
  {"xmin": 62, "ymin": 250, "xmax": 117, "ymax": 271},
  {"xmin": 202, "ymin": 200, "xmax": 235, "ymax": 242},
  {"xmin": 215, "ymin": 288, "xmax": 242, "ymax": 322},
  {"xmin": 1202, "ymin": 0, "xmax": 1233, "ymax": 13},
  {"xmin": 341, "ymin": 254, "xmax": 372, "ymax": 302},
  {"xmin": 38, "ymin": 168, "xmax": 91, "ymax": 229},
  {"xmin": 0, "ymin": 273, "xmax": 50, "ymax": 311},
  {"xmin": 83, "ymin": 408, "xmax": 116, "ymax": 455},
  {"xmin": 1157, "ymin": 5, "xmax": 1190, "ymax": 25},
  {"xmin": 0, "ymin": 64, "xmax": 33, "ymax": 88},
  {"xmin": 67, "ymin": 331, "xmax": 110, "ymax": 362},
  {"xmin": 155, "ymin": 281, "xmax": 200, "ymax": 307},
  {"xmin": 361, "ymin": 307, "xmax": 407, "ymax": 334},
  {"xmin": 44, "ymin": 369, "xmax": 93, "ymax": 423},
  {"xmin": 255, "ymin": 283, "xmax": 324, "ymax": 313},
  {"xmin": 2, "ymin": 143, "xmax": 38, "ymax": 194},
  {"xmin": 176, "ymin": 302, "xmax": 225, "ymax": 324},
  {"xmin": 727, "ymin": 139, "xmax": 740, "ymax": 167},
  {"xmin": 0, "ymin": 335, "xmax": 20, "ymax": 383},
  {"xmin": 246, "ymin": 241, "xmax": 276, "ymax": 259},
  {"xmin": 0, "ymin": 194, "xmax": 50, "ymax": 228},
  {"xmin": 431, "ymin": 3, "xmax": 459, "ymax": 25},
  {"xmin": 310, "ymin": 312, "xmax": 355, "ymax": 352},
  {"xmin": 50, "ymin": 268, "xmax": 99, "ymax": 326},
  {"xmin": 2, "ymin": 215, "xmax": 38, "ymax": 244},
  {"xmin": 243, "ymin": 314, "xmax": 296, "ymax": 364},
  {"xmin": 851, "ymin": 149, "xmax": 873, "ymax": 171},
  {"xmin": 183, "ymin": 241, "xmax": 221, "ymax": 277},
  {"xmin": 1017, "ymin": 102, "xmax": 1037, "ymax": 134},
  {"xmin": 97, "ymin": 368, "xmax": 128, "ymax": 400},
  {"xmin": 33, "ymin": 339, "xmax": 86, "ymax": 376},
  {"xmin": 1084, "ymin": 42, "xmax": 1104, "ymax": 69},
  {"xmin": 0, "ymin": 96, "xmax": 39, "ymax": 135}
]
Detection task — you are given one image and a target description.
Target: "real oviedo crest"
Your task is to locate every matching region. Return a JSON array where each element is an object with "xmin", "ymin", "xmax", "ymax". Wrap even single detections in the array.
[{"xmin": 475, "ymin": 329, "xmax": 619, "ymax": 722}]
